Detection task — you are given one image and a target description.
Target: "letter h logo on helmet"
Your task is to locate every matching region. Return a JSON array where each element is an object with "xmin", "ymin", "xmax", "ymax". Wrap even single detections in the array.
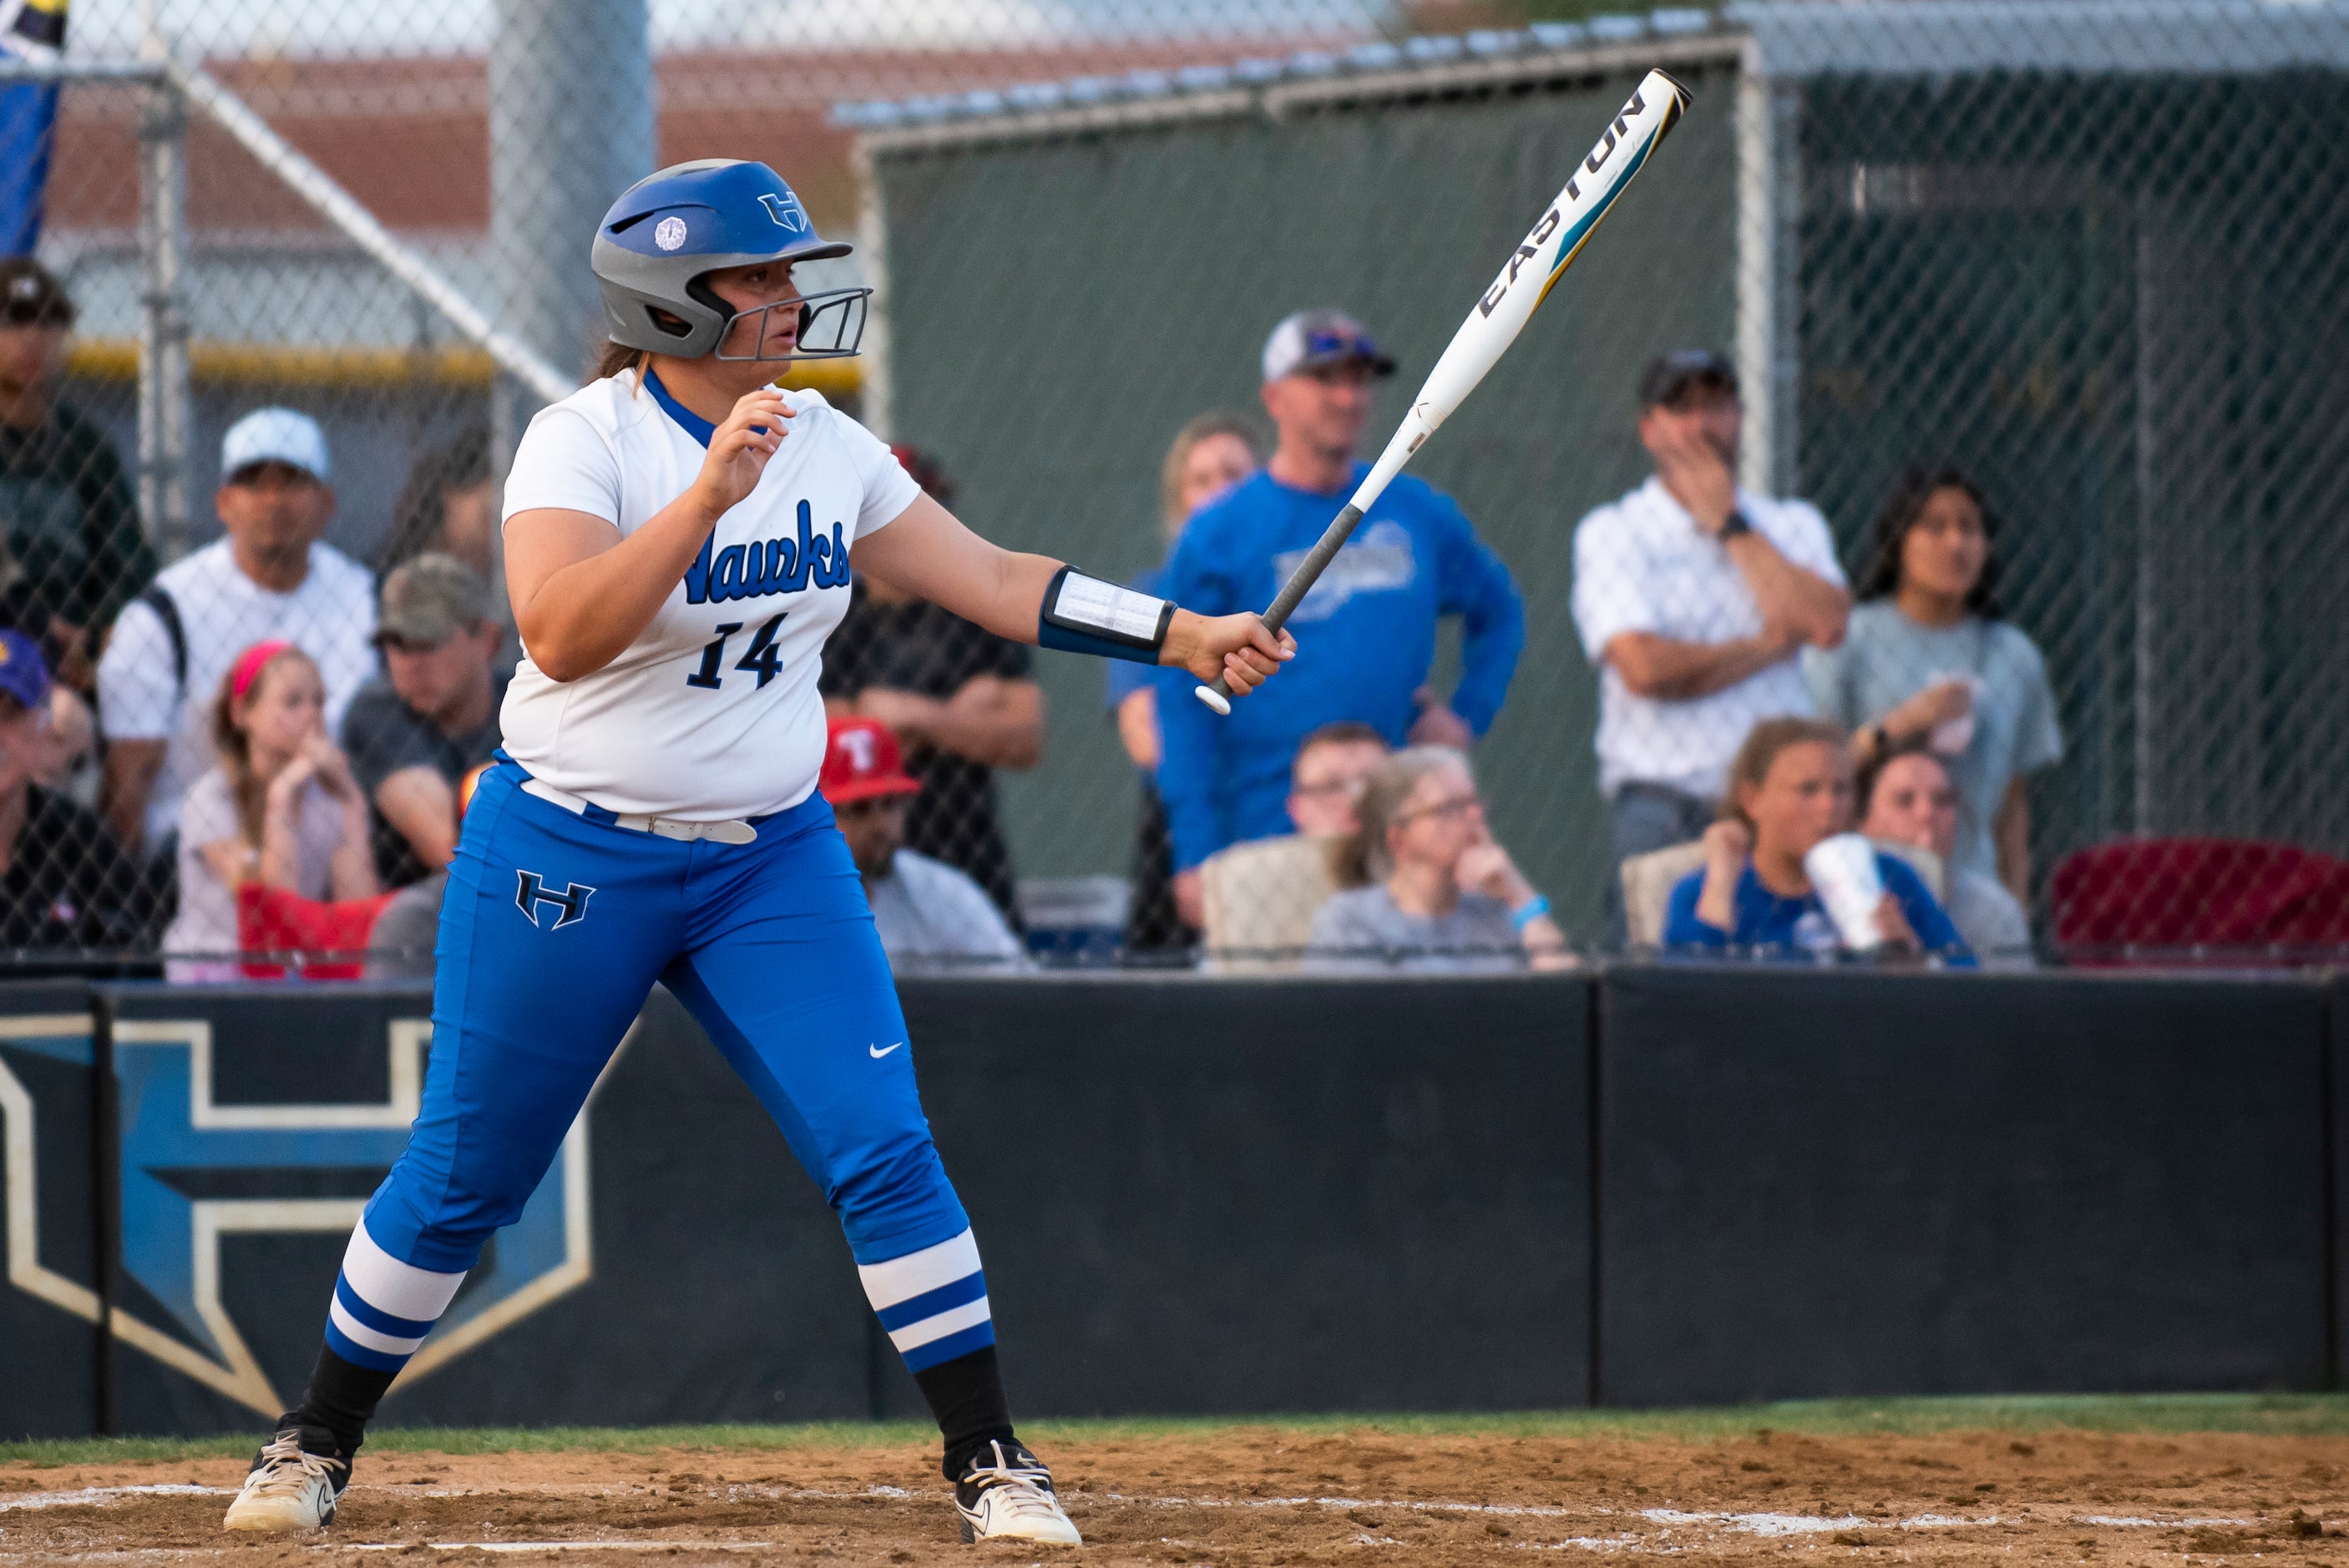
[
  {"xmin": 516, "ymin": 871, "xmax": 594, "ymax": 930},
  {"xmin": 757, "ymin": 190, "xmax": 807, "ymax": 233}
]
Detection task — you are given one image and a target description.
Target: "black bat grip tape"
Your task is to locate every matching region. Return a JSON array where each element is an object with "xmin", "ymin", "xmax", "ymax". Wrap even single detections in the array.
[{"xmin": 1202, "ymin": 502, "xmax": 1365, "ymax": 702}]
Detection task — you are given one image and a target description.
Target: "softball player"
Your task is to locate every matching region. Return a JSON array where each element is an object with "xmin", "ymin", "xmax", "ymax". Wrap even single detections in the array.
[{"xmin": 223, "ymin": 159, "xmax": 1291, "ymax": 1545}]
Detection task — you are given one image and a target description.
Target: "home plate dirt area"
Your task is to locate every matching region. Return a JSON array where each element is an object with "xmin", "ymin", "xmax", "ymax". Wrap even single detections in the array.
[{"xmin": 5, "ymin": 1426, "xmax": 2349, "ymax": 1565}]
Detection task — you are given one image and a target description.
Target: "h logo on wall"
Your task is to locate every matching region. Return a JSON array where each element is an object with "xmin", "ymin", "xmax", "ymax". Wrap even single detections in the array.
[{"xmin": 0, "ymin": 1006, "xmax": 599, "ymax": 1421}]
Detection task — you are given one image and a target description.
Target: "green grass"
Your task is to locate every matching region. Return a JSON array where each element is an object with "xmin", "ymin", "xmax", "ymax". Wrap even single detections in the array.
[{"xmin": 11, "ymin": 1394, "xmax": 2349, "ymax": 1470}]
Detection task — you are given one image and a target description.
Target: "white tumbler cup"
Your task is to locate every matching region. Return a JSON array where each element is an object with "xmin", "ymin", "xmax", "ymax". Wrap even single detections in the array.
[{"xmin": 1803, "ymin": 832, "xmax": 1886, "ymax": 952}]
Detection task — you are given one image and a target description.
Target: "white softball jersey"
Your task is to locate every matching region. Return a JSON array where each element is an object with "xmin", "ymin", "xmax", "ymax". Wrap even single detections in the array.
[{"xmin": 499, "ymin": 370, "xmax": 921, "ymax": 821}]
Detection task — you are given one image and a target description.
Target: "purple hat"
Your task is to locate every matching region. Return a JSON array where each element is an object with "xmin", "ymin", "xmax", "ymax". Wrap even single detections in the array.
[{"xmin": 0, "ymin": 630, "xmax": 52, "ymax": 712}]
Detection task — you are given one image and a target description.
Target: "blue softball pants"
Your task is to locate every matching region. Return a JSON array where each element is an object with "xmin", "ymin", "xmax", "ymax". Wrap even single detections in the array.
[{"xmin": 321, "ymin": 759, "xmax": 994, "ymax": 1382}]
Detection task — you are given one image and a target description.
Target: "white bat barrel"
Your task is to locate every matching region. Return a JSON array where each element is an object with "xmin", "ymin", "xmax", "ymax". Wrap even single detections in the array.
[
  {"xmin": 1410, "ymin": 68, "xmax": 1691, "ymax": 435},
  {"xmin": 1194, "ymin": 68, "xmax": 1691, "ymax": 716}
]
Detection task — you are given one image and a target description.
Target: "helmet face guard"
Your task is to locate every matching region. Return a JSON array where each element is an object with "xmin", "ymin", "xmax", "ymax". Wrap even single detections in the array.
[
  {"xmin": 707, "ymin": 284, "xmax": 871, "ymax": 362},
  {"xmin": 590, "ymin": 159, "xmax": 861, "ymax": 362}
]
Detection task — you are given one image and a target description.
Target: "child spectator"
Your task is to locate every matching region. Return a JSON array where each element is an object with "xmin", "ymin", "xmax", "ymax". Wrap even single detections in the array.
[
  {"xmin": 0, "ymin": 630, "xmax": 140, "ymax": 953},
  {"xmin": 341, "ymin": 554, "xmax": 506, "ymax": 888},
  {"xmin": 1805, "ymin": 467, "xmax": 2061, "ymax": 905},
  {"xmin": 1664, "ymin": 716, "xmax": 1967, "ymax": 960},
  {"xmin": 1858, "ymin": 741, "xmax": 2033, "ymax": 964},
  {"xmin": 1305, "ymin": 746, "xmax": 1570, "ymax": 974},
  {"xmin": 164, "ymin": 641, "xmax": 378, "ymax": 981},
  {"xmin": 820, "ymin": 716, "xmax": 1027, "ymax": 974},
  {"xmin": 1196, "ymin": 721, "xmax": 1389, "ymax": 966}
]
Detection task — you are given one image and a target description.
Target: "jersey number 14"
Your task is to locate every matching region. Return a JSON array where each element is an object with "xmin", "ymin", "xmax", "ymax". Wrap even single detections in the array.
[{"xmin": 686, "ymin": 613, "xmax": 787, "ymax": 690}]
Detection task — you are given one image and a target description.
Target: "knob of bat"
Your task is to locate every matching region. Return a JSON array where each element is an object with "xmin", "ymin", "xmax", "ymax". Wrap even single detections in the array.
[{"xmin": 1193, "ymin": 684, "xmax": 1232, "ymax": 716}]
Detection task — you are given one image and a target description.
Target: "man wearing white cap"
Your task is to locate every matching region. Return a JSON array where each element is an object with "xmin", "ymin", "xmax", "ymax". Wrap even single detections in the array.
[{"xmin": 98, "ymin": 407, "xmax": 377, "ymax": 872}]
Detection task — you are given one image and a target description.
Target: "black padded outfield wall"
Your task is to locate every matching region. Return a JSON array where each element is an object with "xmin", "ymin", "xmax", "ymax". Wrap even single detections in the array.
[
  {"xmin": 0, "ymin": 981, "xmax": 104, "ymax": 1440},
  {"xmin": 14, "ymin": 976, "xmax": 1589, "ymax": 1436},
  {"xmin": 3, "ymin": 969, "xmax": 2342, "ymax": 1439},
  {"xmin": 894, "ymin": 976, "xmax": 1595, "ymax": 1419},
  {"xmin": 1596, "ymin": 967, "xmax": 2334, "ymax": 1407}
]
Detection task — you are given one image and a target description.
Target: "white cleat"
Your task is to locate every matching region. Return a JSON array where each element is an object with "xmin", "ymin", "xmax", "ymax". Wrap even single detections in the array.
[
  {"xmin": 954, "ymin": 1439, "xmax": 1081, "ymax": 1545},
  {"xmin": 221, "ymin": 1429, "xmax": 348, "ymax": 1532}
]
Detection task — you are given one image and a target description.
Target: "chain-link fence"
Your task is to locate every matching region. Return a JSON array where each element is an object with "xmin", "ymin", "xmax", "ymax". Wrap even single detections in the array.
[{"xmin": 1, "ymin": 0, "xmax": 2342, "ymax": 977}]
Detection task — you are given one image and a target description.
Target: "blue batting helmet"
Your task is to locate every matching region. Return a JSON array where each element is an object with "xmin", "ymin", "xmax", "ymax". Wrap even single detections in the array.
[{"xmin": 590, "ymin": 159, "xmax": 865, "ymax": 362}]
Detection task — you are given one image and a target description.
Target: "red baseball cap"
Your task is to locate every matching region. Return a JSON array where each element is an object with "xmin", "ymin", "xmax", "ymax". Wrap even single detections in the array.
[{"xmin": 821, "ymin": 717, "xmax": 921, "ymax": 806}]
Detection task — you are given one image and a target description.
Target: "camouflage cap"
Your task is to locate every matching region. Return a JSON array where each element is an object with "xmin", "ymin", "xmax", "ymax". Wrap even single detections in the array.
[{"xmin": 375, "ymin": 552, "xmax": 491, "ymax": 646}]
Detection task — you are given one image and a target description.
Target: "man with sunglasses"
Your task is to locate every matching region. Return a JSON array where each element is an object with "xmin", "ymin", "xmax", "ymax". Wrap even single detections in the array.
[
  {"xmin": 1157, "ymin": 309, "xmax": 1525, "ymax": 929},
  {"xmin": 342, "ymin": 554, "xmax": 506, "ymax": 888},
  {"xmin": 0, "ymin": 259, "xmax": 154, "ymax": 694}
]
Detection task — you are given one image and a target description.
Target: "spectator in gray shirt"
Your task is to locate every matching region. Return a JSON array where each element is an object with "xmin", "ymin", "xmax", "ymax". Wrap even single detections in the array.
[
  {"xmin": 1306, "ymin": 746, "xmax": 1573, "ymax": 974},
  {"xmin": 1805, "ymin": 468, "xmax": 2061, "ymax": 904},
  {"xmin": 821, "ymin": 717, "xmax": 1027, "ymax": 974}
]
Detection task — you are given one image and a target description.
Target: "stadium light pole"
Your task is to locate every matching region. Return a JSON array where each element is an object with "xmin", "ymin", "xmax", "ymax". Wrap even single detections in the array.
[{"xmin": 488, "ymin": 0, "xmax": 653, "ymax": 414}]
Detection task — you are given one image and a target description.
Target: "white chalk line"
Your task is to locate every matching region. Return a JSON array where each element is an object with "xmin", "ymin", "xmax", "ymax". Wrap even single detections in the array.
[
  {"xmin": 338, "ymin": 1543, "xmax": 781, "ymax": 1554},
  {"xmin": 0, "ymin": 1484, "xmax": 225, "ymax": 1511},
  {"xmin": 0, "ymin": 1477, "xmax": 2268, "ymax": 1555}
]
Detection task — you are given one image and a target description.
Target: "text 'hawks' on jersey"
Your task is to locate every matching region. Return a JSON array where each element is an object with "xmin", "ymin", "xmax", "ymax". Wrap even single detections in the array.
[{"xmin": 499, "ymin": 370, "xmax": 921, "ymax": 822}]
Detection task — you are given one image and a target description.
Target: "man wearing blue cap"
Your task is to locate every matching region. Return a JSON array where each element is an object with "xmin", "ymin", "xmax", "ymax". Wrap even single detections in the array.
[
  {"xmin": 1156, "ymin": 309, "xmax": 1526, "ymax": 926},
  {"xmin": 0, "ymin": 628, "xmax": 141, "ymax": 955},
  {"xmin": 96, "ymin": 407, "xmax": 377, "ymax": 877}
]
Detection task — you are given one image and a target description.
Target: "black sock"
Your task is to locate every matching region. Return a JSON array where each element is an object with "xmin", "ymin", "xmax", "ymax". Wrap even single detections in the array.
[
  {"xmin": 287, "ymin": 1343, "xmax": 397, "ymax": 1458},
  {"xmin": 914, "ymin": 1344, "xmax": 1015, "ymax": 1480}
]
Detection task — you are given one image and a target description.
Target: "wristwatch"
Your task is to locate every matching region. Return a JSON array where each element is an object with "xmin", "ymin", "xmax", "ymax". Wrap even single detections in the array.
[{"xmin": 1719, "ymin": 509, "xmax": 1754, "ymax": 541}]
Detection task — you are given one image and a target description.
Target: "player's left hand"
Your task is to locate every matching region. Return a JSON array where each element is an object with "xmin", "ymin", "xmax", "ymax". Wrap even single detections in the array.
[{"xmin": 1163, "ymin": 610, "xmax": 1294, "ymax": 695}]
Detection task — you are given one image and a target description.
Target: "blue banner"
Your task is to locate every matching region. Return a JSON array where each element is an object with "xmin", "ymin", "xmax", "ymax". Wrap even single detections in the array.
[{"xmin": 0, "ymin": 1, "xmax": 68, "ymax": 258}]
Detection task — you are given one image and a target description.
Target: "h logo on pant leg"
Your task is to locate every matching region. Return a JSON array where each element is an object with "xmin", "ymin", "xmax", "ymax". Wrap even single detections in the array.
[{"xmin": 516, "ymin": 871, "xmax": 594, "ymax": 930}]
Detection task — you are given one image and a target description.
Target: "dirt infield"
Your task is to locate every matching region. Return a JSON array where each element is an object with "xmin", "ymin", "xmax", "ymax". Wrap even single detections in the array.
[{"xmin": 6, "ymin": 1425, "xmax": 2349, "ymax": 1565}]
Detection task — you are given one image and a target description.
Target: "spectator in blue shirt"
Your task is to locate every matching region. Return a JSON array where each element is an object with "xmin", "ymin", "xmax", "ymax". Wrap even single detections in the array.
[
  {"xmin": 1664, "ymin": 715, "xmax": 1971, "ymax": 962},
  {"xmin": 1157, "ymin": 309, "xmax": 1526, "ymax": 926}
]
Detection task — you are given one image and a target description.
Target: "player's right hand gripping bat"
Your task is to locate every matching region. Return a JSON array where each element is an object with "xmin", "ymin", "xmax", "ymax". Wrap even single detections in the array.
[{"xmin": 1195, "ymin": 68, "xmax": 1693, "ymax": 714}]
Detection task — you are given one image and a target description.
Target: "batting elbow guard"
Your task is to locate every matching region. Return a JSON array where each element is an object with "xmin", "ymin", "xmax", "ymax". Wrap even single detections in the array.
[{"xmin": 1036, "ymin": 565, "xmax": 1172, "ymax": 665}]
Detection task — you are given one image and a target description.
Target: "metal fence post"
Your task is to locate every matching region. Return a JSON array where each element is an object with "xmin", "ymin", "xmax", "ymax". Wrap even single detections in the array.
[
  {"xmin": 134, "ymin": 67, "xmax": 192, "ymax": 564},
  {"xmin": 852, "ymin": 139, "xmax": 894, "ymax": 442},
  {"xmin": 1734, "ymin": 37, "xmax": 1799, "ymax": 499}
]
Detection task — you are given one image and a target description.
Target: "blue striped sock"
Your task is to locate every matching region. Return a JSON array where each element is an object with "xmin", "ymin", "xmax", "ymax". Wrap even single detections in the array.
[
  {"xmin": 858, "ymin": 1228, "xmax": 995, "ymax": 1372},
  {"xmin": 319, "ymin": 1220, "xmax": 468, "ymax": 1374}
]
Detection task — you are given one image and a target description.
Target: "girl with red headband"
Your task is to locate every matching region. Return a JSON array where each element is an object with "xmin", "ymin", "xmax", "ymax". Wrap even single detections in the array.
[{"xmin": 161, "ymin": 640, "xmax": 378, "ymax": 980}]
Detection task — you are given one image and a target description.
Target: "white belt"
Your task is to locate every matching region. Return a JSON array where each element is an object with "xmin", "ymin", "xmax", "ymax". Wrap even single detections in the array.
[{"xmin": 521, "ymin": 778, "xmax": 759, "ymax": 845}]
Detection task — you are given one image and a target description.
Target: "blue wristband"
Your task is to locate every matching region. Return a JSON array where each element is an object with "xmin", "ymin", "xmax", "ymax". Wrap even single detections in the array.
[
  {"xmin": 1038, "ymin": 620, "xmax": 1160, "ymax": 665},
  {"xmin": 1037, "ymin": 565, "xmax": 1172, "ymax": 666},
  {"xmin": 1510, "ymin": 894, "xmax": 1552, "ymax": 931}
]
